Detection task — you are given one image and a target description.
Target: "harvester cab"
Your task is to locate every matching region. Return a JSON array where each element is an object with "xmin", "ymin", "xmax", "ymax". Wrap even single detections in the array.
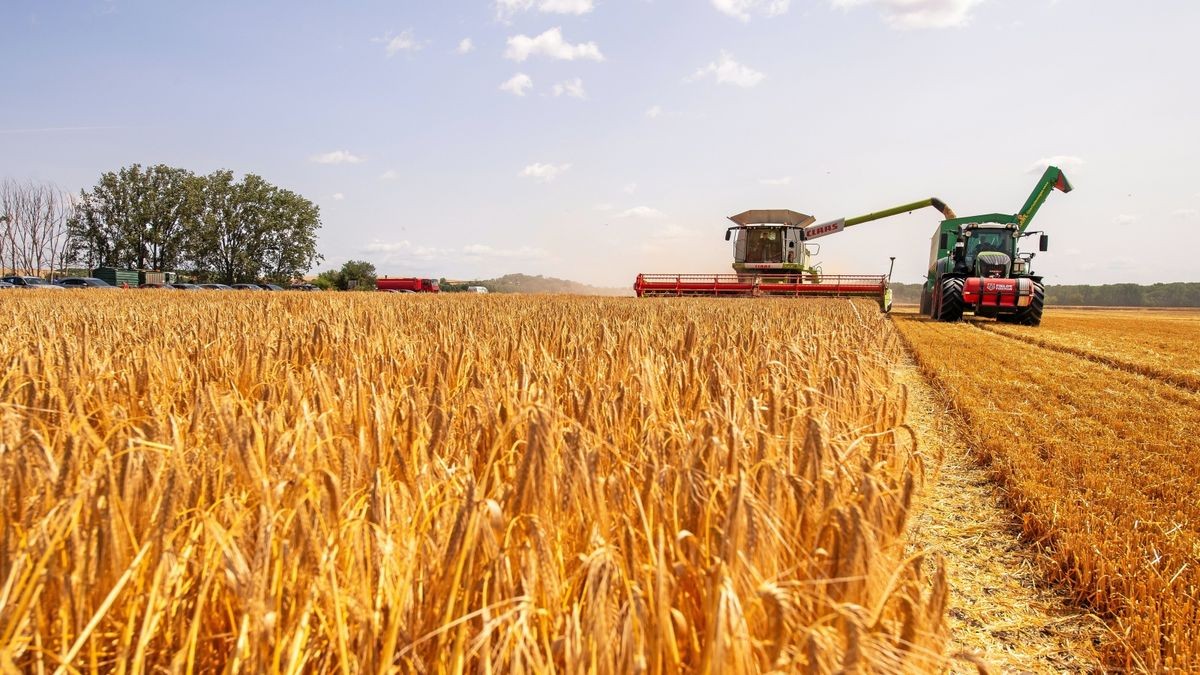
[
  {"xmin": 922, "ymin": 166, "xmax": 1072, "ymax": 325},
  {"xmin": 724, "ymin": 209, "xmax": 820, "ymax": 280}
]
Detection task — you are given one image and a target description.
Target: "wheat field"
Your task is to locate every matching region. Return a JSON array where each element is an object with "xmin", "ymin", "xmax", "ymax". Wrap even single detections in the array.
[
  {"xmin": 896, "ymin": 311, "xmax": 1200, "ymax": 672},
  {"xmin": 0, "ymin": 293, "xmax": 947, "ymax": 673}
]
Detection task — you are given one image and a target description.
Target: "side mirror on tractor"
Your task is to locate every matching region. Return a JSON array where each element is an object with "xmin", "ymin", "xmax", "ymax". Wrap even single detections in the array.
[
  {"xmin": 939, "ymin": 233, "xmax": 948, "ymax": 250},
  {"xmin": 725, "ymin": 229, "xmax": 732, "ymax": 241},
  {"xmin": 953, "ymin": 241, "xmax": 965, "ymax": 262},
  {"xmin": 1040, "ymin": 234, "xmax": 1049, "ymax": 252}
]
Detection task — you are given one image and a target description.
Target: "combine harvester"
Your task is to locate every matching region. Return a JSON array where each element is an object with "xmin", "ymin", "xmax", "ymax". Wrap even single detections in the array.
[
  {"xmin": 634, "ymin": 198, "xmax": 958, "ymax": 311},
  {"xmin": 921, "ymin": 166, "xmax": 1072, "ymax": 326}
]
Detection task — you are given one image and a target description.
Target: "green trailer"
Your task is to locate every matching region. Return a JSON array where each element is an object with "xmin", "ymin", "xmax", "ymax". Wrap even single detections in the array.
[{"xmin": 92, "ymin": 267, "xmax": 139, "ymax": 287}]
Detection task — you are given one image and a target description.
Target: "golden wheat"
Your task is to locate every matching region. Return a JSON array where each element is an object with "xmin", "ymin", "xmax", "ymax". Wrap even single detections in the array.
[
  {"xmin": 895, "ymin": 310, "xmax": 1200, "ymax": 672},
  {"xmin": 0, "ymin": 292, "xmax": 946, "ymax": 673},
  {"xmin": 983, "ymin": 308, "xmax": 1200, "ymax": 391}
]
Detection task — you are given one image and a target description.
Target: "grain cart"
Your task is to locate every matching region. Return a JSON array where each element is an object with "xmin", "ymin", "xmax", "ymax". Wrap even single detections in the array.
[
  {"xmin": 922, "ymin": 166, "xmax": 1072, "ymax": 325},
  {"xmin": 634, "ymin": 198, "xmax": 957, "ymax": 311}
]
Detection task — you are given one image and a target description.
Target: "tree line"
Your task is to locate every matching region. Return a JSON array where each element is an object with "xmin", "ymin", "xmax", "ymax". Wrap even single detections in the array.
[
  {"xmin": 1, "ymin": 165, "xmax": 322, "ymax": 284},
  {"xmin": 891, "ymin": 282, "xmax": 1200, "ymax": 307},
  {"xmin": 0, "ymin": 179, "xmax": 75, "ymax": 277}
]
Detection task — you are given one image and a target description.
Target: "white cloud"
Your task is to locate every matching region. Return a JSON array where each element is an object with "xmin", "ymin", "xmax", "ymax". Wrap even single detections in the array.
[
  {"xmin": 461, "ymin": 244, "xmax": 550, "ymax": 260},
  {"xmin": 500, "ymin": 73, "xmax": 534, "ymax": 96},
  {"xmin": 496, "ymin": 0, "xmax": 535, "ymax": 16},
  {"xmin": 552, "ymin": 77, "xmax": 587, "ymax": 99},
  {"xmin": 363, "ymin": 239, "xmax": 549, "ymax": 266},
  {"xmin": 645, "ymin": 105, "xmax": 662, "ymax": 119},
  {"xmin": 616, "ymin": 206, "xmax": 667, "ymax": 219},
  {"xmin": 760, "ymin": 176, "xmax": 792, "ymax": 186},
  {"xmin": 623, "ymin": 182, "xmax": 638, "ymax": 195},
  {"xmin": 364, "ymin": 240, "xmax": 452, "ymax": 263},
  {"xmin": 379, "ymin": 169, "xmax": 399, "ymax": 180},
  {"xmin": 375, "ymin": 29, "xmax": 424, "ymax": 56},
  {"xmin": 520, "ymin": 162, "xmax": 572, "ymax": 182},
  {"xmin": 652, "ymin": 223, "xmax": 696, "ymax": 239},
  {"xmin": 538, "ymin": 0, "xmax": 594, "ymax": 13},
  {"xmin": 505, "ymin": 28, "xmax": 604, "ymax": 62},
  {"xmin": 496, "ymin": 0, "xmax": 594, "ymax": 18},
  {"xmin": 688, "ymin": 51, "xmax": 765, "ymax": 87},
  {"xmin": 332, "ymin": 193, "xmax": 345, "ymax": 201},
  {"xmin": 310, "ymin": 150, "xmax": 364, "ymax": 165},
  {"xmin": 711, "ymin": 0, "xmax": 791, "ymax": 21},
  {"xmin": 1027, "ymin": 155, "xmax": 1085, "ymax": 174},
  {"xmin": 638, "ymin": 223, "xmax": 699, "ymax": 254},
  {"xmin": 457, "ymin": 38, "xmax": 474, "ymax": 54},
  {"xmin": 1171, "ymin": 208, "xmax": 1199, "ymax": 220},
  {"xmin": 1113, "ymin": 214, "xmax": 1138, "ymax": 226},
  {"xmin": 831, "ymin": 0, "xmax": 984, "ymax": 29}
]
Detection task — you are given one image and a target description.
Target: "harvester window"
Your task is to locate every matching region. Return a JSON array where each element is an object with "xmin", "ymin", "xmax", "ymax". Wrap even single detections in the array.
[{"xmin": 745, "ymin": 229, "xmax": 783, "ymax": 263}]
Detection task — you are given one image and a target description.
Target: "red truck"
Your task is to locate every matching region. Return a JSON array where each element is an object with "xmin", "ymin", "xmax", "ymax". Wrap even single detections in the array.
[{"xmin": 376, "ymin": 277, "xmax": 440, "ymax": 293}]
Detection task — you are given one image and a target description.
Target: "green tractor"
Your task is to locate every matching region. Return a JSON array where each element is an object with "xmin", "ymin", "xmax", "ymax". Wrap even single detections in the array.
[{"xmin": 921, "ymin": 166, "xmax": 1073, "ymax": 326}]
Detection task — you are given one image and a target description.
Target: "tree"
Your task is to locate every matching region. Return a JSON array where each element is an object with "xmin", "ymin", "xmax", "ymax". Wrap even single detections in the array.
[
  {"xmin": 313, "ymin": 269, "xmax": 341, "ymax": 291},
  {"xmin": 313, "ymin": 260, "xmax": 377, "ymax": 291},
  {"xmin": 1, "ymin": 178, "xmax": 76, "ymax": 277},
  {"xmin": 71, "ymin": 165, "xmax": 323, "ymax": 283},
  {"xmin": 338, "ymin": 260, "xmax": 377, "ymax": 290},
  {"xmin": 70, "ymin": 164, "xmax": 203, "ymax": 271},
  {"xmin": 190, "ymin": 171, "xmax": 322, "ymax": 283}
]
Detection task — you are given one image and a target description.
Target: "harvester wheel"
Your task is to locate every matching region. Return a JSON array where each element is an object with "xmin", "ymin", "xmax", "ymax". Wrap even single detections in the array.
[
  {"xmin": 919, "ymin": 287, "xmax": 931, "ymax": 316},
  {"xmin": 935, "ymin": 277, "xmax": 964, "ymax": 322},
  {"xmin": 1006, "ymin": 281, "xmax": 1045, "ymax": 326}
]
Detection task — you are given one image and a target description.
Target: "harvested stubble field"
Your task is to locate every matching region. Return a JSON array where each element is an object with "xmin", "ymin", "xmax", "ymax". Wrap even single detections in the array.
[
  {"xmin": 896, "ymin": 308, "xmax": 1200, "ymax": 672},
  {"xmin": 0, "ymin": 292, "xmax": 951, "ymax": 673},
  {"xmin": 979, "ymin": 308, "xmax": 1200, "ymax": 391}
]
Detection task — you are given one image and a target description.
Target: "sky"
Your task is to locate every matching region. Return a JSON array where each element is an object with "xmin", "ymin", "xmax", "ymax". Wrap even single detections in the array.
[{"xmin": 2, "ymin": 0, "xmax": 1198, "ymax": 287}]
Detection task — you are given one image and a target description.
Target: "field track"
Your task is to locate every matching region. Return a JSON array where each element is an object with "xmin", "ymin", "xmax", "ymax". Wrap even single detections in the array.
[{"xmin": 895, "ymin": 358, "xmax": 1103, "ymax": 672}]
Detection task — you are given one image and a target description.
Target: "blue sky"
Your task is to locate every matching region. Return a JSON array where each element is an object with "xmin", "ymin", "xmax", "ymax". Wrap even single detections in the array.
[{"xmin": 2, "ymin": 0, "xmax": 1198, "ymax": 286}]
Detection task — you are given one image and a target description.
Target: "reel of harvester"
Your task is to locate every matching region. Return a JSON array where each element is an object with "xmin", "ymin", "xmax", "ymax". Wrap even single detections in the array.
[{"xmin": 635, "ymin": 199, "xmax": 956, "ymax": 312}]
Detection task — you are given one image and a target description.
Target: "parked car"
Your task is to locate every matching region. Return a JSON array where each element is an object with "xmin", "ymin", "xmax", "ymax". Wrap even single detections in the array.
[
  {"xmin": 290, "ymin": 283, "xmax": 320, "ymax": 291},
  {"xmin": 1, "ymin": 275, "xmax": 64, "ymax": 289},
  {"xmin": 198, "ymin": 283, "xmax": 234, "ymax": 290},
  {"xmin": 231, "ymin": 283, "xmax": 263, "ymax": 291},
  {"xmin": 0, "ymin": 280, "xmax": 13, "ymax": 289},
  {"xmin": 136, "ymin": 282, "xmax": 173, "ymax": 290},
  {"xmin": 170, "ymin": 283, "xmax": 203, "ymax": 290},
  {"xmin": 257, "ymin": 283, "xmax": 285, "ymax": 291},
  {"xmin": 57, "ymin": 277, "xmax": 116, "ymax": 288}
]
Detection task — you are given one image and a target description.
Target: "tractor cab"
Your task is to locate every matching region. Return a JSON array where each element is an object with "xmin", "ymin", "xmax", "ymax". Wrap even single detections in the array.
[
  {"xmin": 725, "ymin": 209, "xmax": 819, "ymax": 277},
  {"xmin": 947, "ymin": 223, "xmax": 1049, "ymax": 279}
]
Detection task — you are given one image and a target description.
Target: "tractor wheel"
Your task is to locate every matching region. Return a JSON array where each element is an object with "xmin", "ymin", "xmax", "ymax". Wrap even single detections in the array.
[
  {"xmin": 1008, "ymin": 281, "xmax": 1045, "ymax": 326},
  {"xmin": 935, "ymin": 277, "xmax": 964, "ymax": 322},
  {"xmin": 919, "ymin": 286, "xmax": 931, "ymax": 316}
]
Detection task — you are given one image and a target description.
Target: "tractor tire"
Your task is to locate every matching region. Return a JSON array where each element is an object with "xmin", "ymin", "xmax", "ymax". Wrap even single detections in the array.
[
  {"xmin": 919, "ymin": 286, "xmax": 931, "ymax": 316},
  {"xmin": 935, "ymin": 277, "xmax": 964, "ymax": 322},
  {"xmin": 1007, "ymin": 280, "xmax": 1045, "ymax": 326}
]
